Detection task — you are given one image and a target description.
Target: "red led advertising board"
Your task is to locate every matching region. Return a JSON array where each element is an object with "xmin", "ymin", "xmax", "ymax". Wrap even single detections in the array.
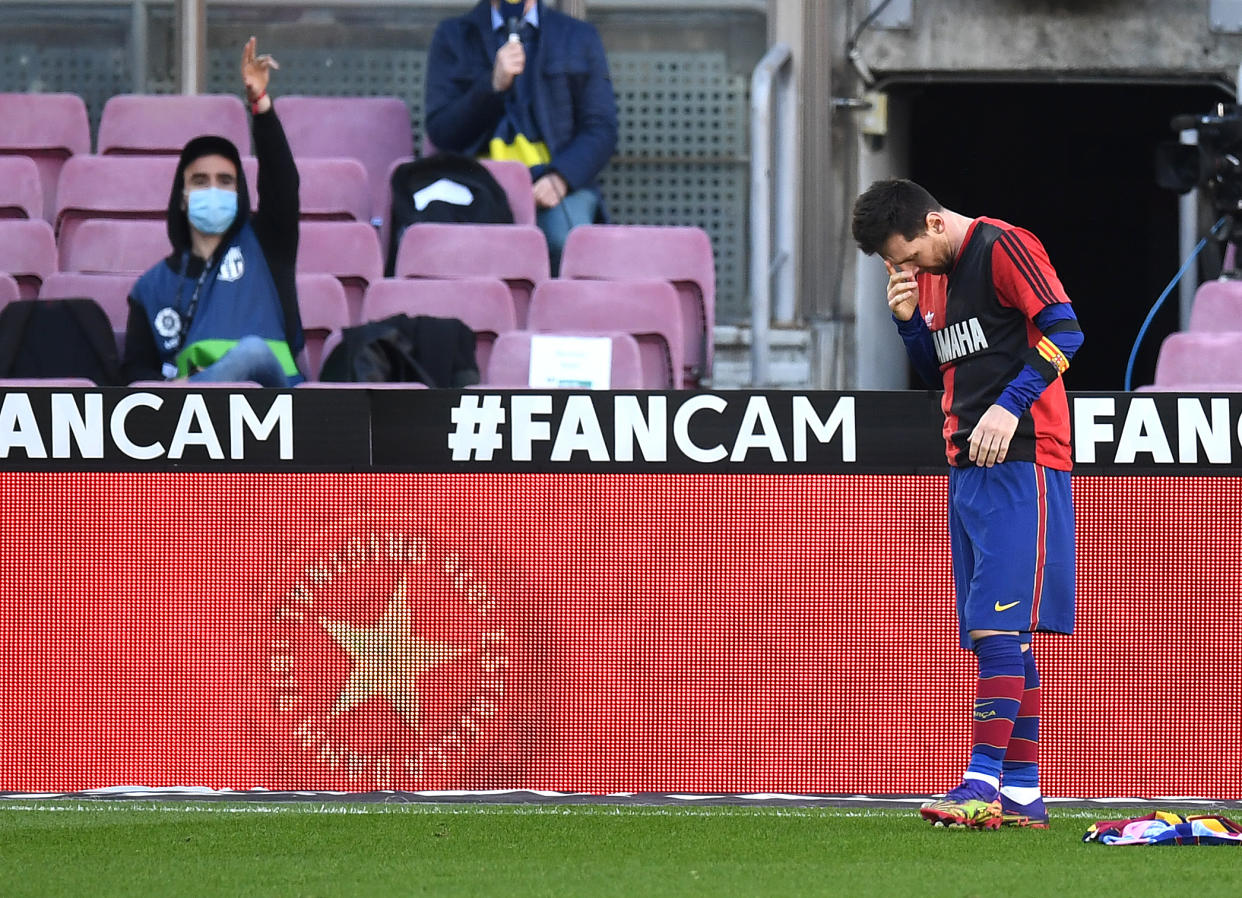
[{"xmin": 1, "ymin": 468, "xmax": 1238, "ymax": 798}]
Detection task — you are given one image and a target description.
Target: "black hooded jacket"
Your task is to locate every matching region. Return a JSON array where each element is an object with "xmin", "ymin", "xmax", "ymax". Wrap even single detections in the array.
[{"xmin": 121, "ymin": 108, "xmax": 303, "ymax": 382}]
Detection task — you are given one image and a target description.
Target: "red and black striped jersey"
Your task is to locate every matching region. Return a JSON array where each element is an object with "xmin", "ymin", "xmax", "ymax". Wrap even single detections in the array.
[{"xmin": 915, "ymin": 217, "xmax": 1073, "ymax": 470}]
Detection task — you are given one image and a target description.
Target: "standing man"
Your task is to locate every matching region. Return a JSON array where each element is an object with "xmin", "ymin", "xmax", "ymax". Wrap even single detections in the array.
[
  {"xmin": 123, "ymin": 37, "xmax": 304, "ymax": 386},
  {"xmin": 851, "ymin": 179, "xmax": 1084, "ymax": 829},
  {"xmin": 424, "ymin": 0, "xmax": 618, "ymax": 273}
]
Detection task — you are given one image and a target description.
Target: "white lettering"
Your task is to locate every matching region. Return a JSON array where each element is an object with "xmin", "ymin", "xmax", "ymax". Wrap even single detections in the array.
[
  {"xmin": 112, "ymin": 392, "xmax": 163, "ymax": 459},
  {"xmin": 731, "ymin": 396, "xmax": 786, "ymax": 462},
  {"xmin": 672, "ymin": 394, "xmax": 727, "ymax": 463},
  {"xmin": 168, "ymin": 395, "xmax": 224, "ymax": 459},
  {"xmin": 1114, "ymin": 397, "xmax": 1173, "ymax": 464},
  {"xmin": 968, "ymin": 317, "xmax": 988, "ymax": 351},
  {"xmin": 0, "ymin": 393, "xmax": 45, "ymax": 458},
  {"xmin": 231, "ymin": 394, "xmax": 292, "ymax": 459},
  {"xmin": 1177, "ymin": 397, "xmax": 1231, "ymax": 464},
  {"xmin": 793, "ymin": 395, "xmax": 856, "ymax": 462},
  {"xmin": 510, "ymin": 395, "xmax": 552, "ymax": 461},
  {"xmin": 51, "ymin": 393, "xmax": 103, "ymax": 458},
  {"xmin": 613, "ymin": 395, "xmax": 666, "ymax": 462},
  {"xmin": 550, "ymin": 395, "xmax": 609, "ymax": 461},
  {"xmin": 1072, "ymin": 396, "xmax": 1114, "ymax": 464}
]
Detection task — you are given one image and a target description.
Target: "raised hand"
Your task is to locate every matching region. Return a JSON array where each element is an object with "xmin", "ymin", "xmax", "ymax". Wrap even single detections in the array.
[{"xmin": 241, "ymin": 36, "xmax": 278, "ymax": 111}]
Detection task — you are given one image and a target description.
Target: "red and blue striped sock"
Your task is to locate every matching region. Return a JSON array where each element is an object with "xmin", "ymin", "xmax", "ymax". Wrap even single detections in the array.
[
  {"xmin": 1002, "ymin": 644, "xmax": 1041, "ymax": 791},
  {"xmin": 964, "ymin": 633, "xmax": 1025, "ymax": 789}
]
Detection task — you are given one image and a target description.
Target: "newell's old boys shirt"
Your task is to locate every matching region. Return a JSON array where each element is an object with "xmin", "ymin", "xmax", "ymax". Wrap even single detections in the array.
[{"xmin": 916, "ymin": 217, "xmax": 1073, "ymax": 470}]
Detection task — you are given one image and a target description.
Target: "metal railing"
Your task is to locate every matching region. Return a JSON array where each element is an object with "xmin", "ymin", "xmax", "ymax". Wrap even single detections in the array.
[{"xmin": 749, "ymin": 42, "xmax": 796, "ymax": 387}]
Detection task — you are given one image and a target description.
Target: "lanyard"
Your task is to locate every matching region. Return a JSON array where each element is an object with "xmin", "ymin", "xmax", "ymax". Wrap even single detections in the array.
[{"xmin": 171, "ymin": 252, "xmax": 217, "ymax": 354}]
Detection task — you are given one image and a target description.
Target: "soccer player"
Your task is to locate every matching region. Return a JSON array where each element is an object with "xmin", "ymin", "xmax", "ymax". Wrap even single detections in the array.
[{"xmin": 851, "ymin": 179, "xmax": 1084, "ymax": 829}]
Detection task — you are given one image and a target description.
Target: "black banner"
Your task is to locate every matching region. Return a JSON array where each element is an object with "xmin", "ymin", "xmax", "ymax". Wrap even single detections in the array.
[{"xmin": 2, "ymin": 387, "xmax": 1242, "ymax": 475}]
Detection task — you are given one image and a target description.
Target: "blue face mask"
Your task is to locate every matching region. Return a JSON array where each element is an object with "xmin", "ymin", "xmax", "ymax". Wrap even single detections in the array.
[{"xmin": 186, "ymin": 187, "xmax": 238, "ymax": 235}]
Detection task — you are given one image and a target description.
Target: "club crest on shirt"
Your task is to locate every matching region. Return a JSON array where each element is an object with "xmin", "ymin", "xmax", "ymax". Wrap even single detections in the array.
[
  {"xmin": 154, "ymin": 307, "xmax": 182, "ymax": 340},
  {"xmin": 217, "ymin": 245, "xmax": 245, "ymax": 282},
  {"xmin": 932, "ymin": 316, "xmax": 989, "ymax": 364}
]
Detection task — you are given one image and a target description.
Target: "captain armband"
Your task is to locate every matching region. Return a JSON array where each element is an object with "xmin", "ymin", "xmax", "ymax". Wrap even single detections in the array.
[{"xmin": 1022, "ymin": 319, "xmax": 1082, "ymax": 383}]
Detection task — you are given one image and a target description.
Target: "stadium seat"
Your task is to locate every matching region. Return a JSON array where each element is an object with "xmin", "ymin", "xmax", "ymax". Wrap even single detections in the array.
[
  {"xmin": 52, "ymin": 154, "xmax": 177, "ymax": 258},
  {"xmin": 0, "ymin": 155, "xmax": 43, "ymax": 220},
  {"xmin": 361, "ymin": 277, "xmax": 518, "ymax": 379},
  {"xmin": 560, "ymin": 224, "xmax": 716, "ymax": 387},
  {"xmin": 393, "ymin": 222, "xmax": 550, "ymax": 327},
  {"xmin": 295, "ymin": 157, "xmax": 371, "ymax": 222},
  {"xmin": 527, "ymin": 279, "xmax": 685, "ymax": 389},
  {"xmin": 377, "ymin": 156, "xmax": 536, "ymax": 260},
  {"xmin": 97, "ymin": 94, "xmax": 251, "ymax": 156},
  {"xmin": 296, "ymin": 220, "xmax": 385, "ymax": 324},
  {"xmin": 0, "ymin": 273, "xmax": 19, "ymax": 312},
  {"xmin": 274, "ymin": 96, "xmax": 414, "ymax": 226},
  {"xmin": 127, "ymin": 380, "xmax": 263, "ymax": 389},
  {"xmin": 479, "ymin": 158, "xmax": 536, "ymax": 226},
  {"xmin": 484, "ymin": 330, "xmax": 645, "ymax": 388},
  {"xmin": 60, "ymin": 219, "xmax": 170, "ymax": 275},
  {"xmin": 1188, "ymin": 279, "xmax": 1242, "ymax": 332},
  {"xmin": 296, "ymin": 273, "xmax": 351, "ymax": 380},
  {"xmin": 0, "ymin": 92, "xmax": 92, "ymax": 222},
  {"xmin": 0, "ymin": 377, "xmax": 98, "ymax": 387},
  {"xmin": 39, "ymin": 272, "xmax": 137, "ymax": 350},
  {"xmin": 1151, "ymin": 331, "xmax": 1242, "ymax": 387},
  {"xmin": 54, "ymin": 155, "xmax": 261, "ymax": 260},
  {"xmin": 0, "ymin": 219, "xmax": 57, "ymax": 298}
]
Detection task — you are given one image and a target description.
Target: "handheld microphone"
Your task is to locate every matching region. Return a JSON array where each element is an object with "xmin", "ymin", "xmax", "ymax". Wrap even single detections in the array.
[
  {"xmin": 507, "ymin": 16, "xmax": 522, "ymax": 43},
  {"xmin": 1170, "ymin": 113, "xmax": 1203, "ymax": 133}
]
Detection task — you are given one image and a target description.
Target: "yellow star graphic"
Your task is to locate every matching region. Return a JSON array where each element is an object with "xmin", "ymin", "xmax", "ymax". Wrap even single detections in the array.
[{"xmin": 320, "ymin": 576, "xmax": 468, "ymax": 731}]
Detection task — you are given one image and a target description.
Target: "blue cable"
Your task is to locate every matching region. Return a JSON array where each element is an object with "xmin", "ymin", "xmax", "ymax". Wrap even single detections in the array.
[{"xmin": 1124, "ymin": 215, "xmax": 1231, "ymax": 391}]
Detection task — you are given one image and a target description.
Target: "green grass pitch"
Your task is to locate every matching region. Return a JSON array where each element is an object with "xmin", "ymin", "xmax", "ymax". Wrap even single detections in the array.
[{"xmin": 2, "ymin": 802, "xmax": 1240, "ymax": 897}]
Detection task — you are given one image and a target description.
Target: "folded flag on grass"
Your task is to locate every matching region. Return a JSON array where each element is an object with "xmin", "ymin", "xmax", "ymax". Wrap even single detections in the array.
[{"xmin": 1084, "ymin": 811, "xmax": 1242, "ymax": 845}]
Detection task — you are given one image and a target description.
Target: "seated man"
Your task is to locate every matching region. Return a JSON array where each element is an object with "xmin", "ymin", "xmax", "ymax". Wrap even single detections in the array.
[
  {"xmin": 122, "ymin": 37, "xmax": 304, "ymax": 387},
  {"xmin": 425, "ymin": 0, "xmax": 618, "ymax": 273}
]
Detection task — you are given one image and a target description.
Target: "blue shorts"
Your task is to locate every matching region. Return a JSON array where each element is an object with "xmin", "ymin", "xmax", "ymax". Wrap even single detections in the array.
[{"xmin": 948, "ymin": 461, "xmax": 1075, "ymax": 649}]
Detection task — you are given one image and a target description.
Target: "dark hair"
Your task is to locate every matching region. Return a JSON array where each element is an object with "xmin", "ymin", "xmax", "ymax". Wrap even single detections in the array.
[{"xmin": 850, "ymin": 178, "xmax": 941, "ymax": 256}]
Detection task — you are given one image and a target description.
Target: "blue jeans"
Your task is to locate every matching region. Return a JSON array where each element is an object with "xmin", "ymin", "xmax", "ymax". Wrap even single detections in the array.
[
  {"xmin": 536, "ymin": 188, "xmax": 599, "ymax": 276},
  {"xmin": 188, "ymin": 335, "xmax": 291, "ymax": 388}
]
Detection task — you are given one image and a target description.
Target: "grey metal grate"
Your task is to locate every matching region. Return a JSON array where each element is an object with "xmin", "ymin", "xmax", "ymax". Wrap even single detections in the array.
[
  {"xmin": 206, "ymin": 47, "xmax": 426, "ymax": 151},
  {"xmin": 0, "ymin": 44, "xmax": 131, "ymax": 138}
]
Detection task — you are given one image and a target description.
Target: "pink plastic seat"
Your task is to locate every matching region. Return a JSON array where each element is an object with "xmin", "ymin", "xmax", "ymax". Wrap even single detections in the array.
[
  {"xmin": 1189, "ymin": 280, "xmax": 1242, "ymax": 332},
  {"xmin": 479, "ymin": 158, "xmax": 536, "ymax": 225},
  {"xmin": 97, "ymin": 94, "xmax": 250, "ymax": 156},
  {"xmin": 53, "ymin": 154, "xmax": 177, "ymax": 258},
  {"xmin": 393, "ymin": 222, "xmax": 550, "ymax": 327},
  {"xmin": 1152, "ymin": 331, "xmax": 1242, "ymax": 387},
  {"xmin": 274, "ymin": 96, "xmax": 414, "ymax": 226},
  {"xmin": 54, "ymin": 155, "xmax": 260, "ymax": 260},
  {"xmin": 296, "ymin": 220, "xmax": 385, "ymax": 324},
  {"xmin": 60, "ymin": 219, "xmax": 170, "ymax": 275},
  {"xmin": 362, "ymin": 277, "xmax": 518, "ymax": 378},
  {"xmin": 296, "ymin": 273, "xmax": 351, "ymax": 379},
  {"xmin": 127, "ymin": 380, "xmax": 263, "ymax": 389},
  {"xmin": 0, "ymin": 92, "xmax": 92, "ymax": 221},
  {"xmin": 0, "ymin": 155, "xmax": 43, "ymax": 220},
  {"xmin": 0, "ymin": 219, "xmax": 57, "ymax": 298},
  {"xmin": 484, "ymin": 330, "xmax": 644, "ymax": 388},
  {"xmin": 295, "ymin": 157, "xmax": 371, "ymax": 222},
  {"xmin": 527, "ymin": 279, "xmax": 685, "ymax": 389},
  {"xmin": 39, "ymin": 272, "xmax": 137, "ymax": 350},
  {"xmin": 561, "ymin": 225, "xmax": 716, "ymax": 386},
  {"xmin": 377, "ymin": 155, "xmax": 536, "ymax": 258},
  {"xmin": 0, "ymin": 377, "xmax": 98, "ymax": 387},
  {"xmin": 0, "ymin": 273, "xmax": 19, "ymax": 312}
]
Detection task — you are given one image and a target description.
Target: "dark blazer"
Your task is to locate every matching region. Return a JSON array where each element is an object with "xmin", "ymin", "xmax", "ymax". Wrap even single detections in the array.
[{"xmin": 424, "ymin": 0, "xmax": 618, "ymax": 198}]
